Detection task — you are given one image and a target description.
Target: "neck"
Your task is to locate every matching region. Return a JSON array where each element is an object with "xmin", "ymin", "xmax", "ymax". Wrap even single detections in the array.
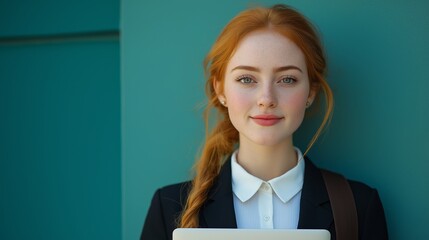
[{"xmin": 236, "ymin": 137, "xmax": 297, "ymax": 181}]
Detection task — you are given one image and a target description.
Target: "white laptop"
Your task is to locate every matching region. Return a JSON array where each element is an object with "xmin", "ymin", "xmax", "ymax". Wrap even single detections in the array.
[{"xmin": 173, "ymin": 228, "xmax": 330, "ymax": 240}]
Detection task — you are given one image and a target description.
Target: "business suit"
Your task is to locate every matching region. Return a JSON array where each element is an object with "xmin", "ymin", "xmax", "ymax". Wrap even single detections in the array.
[{"xmin": 141, "ymin": 157, "xmax": 388, "ymax": 240}]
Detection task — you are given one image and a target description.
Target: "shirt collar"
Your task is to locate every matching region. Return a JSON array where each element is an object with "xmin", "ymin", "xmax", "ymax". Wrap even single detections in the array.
[{"xmin": 231, "ymin": 147, "xmax": 305, "ymax": 203}]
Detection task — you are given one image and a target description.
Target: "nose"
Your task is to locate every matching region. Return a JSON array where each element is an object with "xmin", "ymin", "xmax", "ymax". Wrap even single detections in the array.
[{"xmin": 257, "ymin": 84, "xmax": 277, "ymax": 109}]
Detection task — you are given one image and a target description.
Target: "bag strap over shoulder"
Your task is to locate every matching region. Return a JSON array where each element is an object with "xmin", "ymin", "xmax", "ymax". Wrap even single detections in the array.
[{"xmin": 321, "ymin": 170, "xmax": 358, "ymax": 240}]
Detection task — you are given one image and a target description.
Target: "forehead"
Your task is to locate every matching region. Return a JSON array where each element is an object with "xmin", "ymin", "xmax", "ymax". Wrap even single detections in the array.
[{"xmin": 226, "ymin": 30, "xmax": 307, "ymax": 72}]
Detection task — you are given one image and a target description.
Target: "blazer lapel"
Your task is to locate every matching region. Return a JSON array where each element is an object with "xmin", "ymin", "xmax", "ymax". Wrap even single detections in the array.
[
  {"xmin": 200, "ymin": 158, "xmax": 237, "ymax": 228},
  {"xmin": 298, "ymin": 157, "xmax": 333, "ymax": 230}
]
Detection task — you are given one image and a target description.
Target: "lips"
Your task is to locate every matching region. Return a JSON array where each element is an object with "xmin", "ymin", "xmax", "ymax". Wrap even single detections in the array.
[{"xmin": 250, "ymin": 114, "xmax": 284, "ymax": 126}]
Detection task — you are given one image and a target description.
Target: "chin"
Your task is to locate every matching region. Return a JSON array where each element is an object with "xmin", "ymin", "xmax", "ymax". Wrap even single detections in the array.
[
  {"xmin": 238, "ymin": 128, "xmax": 295, "ymax": 147},
  {"xmin": 248, "ymin": 136, "xmax": 291, "ymax": 147}
]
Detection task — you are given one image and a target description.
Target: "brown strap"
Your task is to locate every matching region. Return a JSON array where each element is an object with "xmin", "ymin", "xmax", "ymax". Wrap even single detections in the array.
[{"xmin": 321, "ymin": 170, "xmax": 358, "ymax": 240}]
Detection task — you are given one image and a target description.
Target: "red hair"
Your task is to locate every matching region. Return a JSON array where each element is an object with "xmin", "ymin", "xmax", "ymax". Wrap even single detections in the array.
[{"xmin": 180, "ymin": 4, "xmax": 333, "ymax": 228}]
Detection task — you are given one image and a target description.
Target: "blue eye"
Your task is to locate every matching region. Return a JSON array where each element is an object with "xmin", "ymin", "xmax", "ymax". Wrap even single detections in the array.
[
  {"xmin": 238, "ymin": 76, "xmax": 255, "ymax": 84},
  {"xmin": 279, "ymin": 76, "xmax": 296, "ymax": 84}
]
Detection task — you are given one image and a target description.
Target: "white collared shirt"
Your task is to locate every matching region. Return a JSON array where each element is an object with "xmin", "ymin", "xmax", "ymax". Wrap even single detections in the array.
[{"xmin": 231, "ymin": 147, "xmax": 305, "ymax": 229}]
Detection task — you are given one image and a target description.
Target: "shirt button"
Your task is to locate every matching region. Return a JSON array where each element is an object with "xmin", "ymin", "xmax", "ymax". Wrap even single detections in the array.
[
  {"xmin": 262, "ymin": 184, "xmax": 269, "ymax": 191},
  {"xmin": 263, "ymin": 216, "xmax": 270, "ymax": 222}
]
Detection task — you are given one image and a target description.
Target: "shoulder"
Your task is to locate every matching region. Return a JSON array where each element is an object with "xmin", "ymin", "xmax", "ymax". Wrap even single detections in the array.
[
  {"xmin": 322, "ymin": 168, "xmax": 383, "ymax": 217},
  {"xmin": 158, "ymin": 181, "xmax": 192, "ymax": 202},
  {"xmin": 153, "ymin": 181, "xmax": 192, "ymax": 213},
  {"xmin": 304, "ymin": 157, "xmax": 388, "ymax": 239},
  {"xmin": 141, "ymin": 181, "xmax": 192, "ymax": 240},
  {"xmin": 347, "ymin": 179, "xmax": 378, "ymax": 205},
  {"xmin": 345, "ymin": 178, "xmax": 382, "ymax": 219},
  {"xmin": 346, "ymin": 179, "xmax": 388, "ymax": 239},
  {"xmin": 303, "ymin": 157, "xmax": 381, "ymax": 202}
]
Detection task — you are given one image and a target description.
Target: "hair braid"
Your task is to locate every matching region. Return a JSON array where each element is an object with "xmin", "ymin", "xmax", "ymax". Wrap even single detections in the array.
[{"xmin": 180, "ymin": 116, "xmax": 238, "ymax": 228}]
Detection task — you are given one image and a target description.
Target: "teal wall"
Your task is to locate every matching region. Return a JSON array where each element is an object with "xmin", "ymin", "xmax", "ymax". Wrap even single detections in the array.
[
  {"xmin": 122, "ymin": 0, "xmax": 429, "ymax": 240},
  {"xmin": 0, "ymin": 1, "xmax": 121, "ymax": 240},
  {"xmin": 0, "ymin": 0, "xmax": 119, "ymax": 37}
]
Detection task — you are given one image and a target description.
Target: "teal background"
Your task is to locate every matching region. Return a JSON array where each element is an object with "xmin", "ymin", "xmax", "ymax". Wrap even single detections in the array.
[
  {"xmin": 0, "ymin": 0, "xmax": 121, "ymax": 240},
  {"xmin": 0, "ymin": 0, "xmax": 119, "ymax": 37},
  {"xmin": 1, "ymin": 0, "xmax": 428, "ymax": 240}
]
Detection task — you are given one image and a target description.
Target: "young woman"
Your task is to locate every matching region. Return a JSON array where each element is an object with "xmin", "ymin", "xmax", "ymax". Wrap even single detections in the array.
[{"xmin": 141, "ymin": 4, "xmax": 388, "ymax": 240}]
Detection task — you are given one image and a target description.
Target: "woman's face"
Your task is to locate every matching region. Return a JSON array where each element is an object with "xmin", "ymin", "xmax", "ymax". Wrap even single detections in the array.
[{"xmin": 217, "ymin": 30, "xmax": 314, "ymax": 147}]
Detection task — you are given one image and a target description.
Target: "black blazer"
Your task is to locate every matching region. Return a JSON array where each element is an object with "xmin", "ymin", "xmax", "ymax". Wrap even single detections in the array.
[{"xmin": 141, "ymin": 158, "xmax": 388, "ymax": 240}]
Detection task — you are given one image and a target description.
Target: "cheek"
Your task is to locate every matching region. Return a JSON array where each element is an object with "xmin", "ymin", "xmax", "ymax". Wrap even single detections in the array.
[
  {"xmin": 282, "ymin": 90, "xmax": 309, "ymax": 132},
  {"xmin": 226, "ymin": 90, "xmax": 251, "ymax": 116},
  {"xmin": 223, "ymin": 85, "xmax": 253, "ymax": 129},
  {"xmin": 283, "ymin": 90, "xmax": 309, "ymax": 111},
  {"xmin": 224, "ymin": 82, "xmax": 251, "ymax": 106}
]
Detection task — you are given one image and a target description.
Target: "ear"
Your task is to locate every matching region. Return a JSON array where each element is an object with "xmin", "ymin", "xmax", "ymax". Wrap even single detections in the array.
[
  {"xmin": 307, "ymin": 84, "xmax": 318, "ymax": 106},
  {"xmin": 213, "ymin": 79, "xmax": 226, "ymax": 103}
]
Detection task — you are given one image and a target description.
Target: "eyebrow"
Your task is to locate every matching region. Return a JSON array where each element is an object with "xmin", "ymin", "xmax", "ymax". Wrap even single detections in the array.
[{"xmin": 231, "ymin": 65, "xmax": 303, "ymax": 73}]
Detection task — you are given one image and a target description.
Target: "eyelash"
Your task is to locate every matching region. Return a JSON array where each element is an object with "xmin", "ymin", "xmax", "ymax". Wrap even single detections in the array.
[
  {"xmin": 278, "ymin": 75, "xmax": 297, "ymax": 84},
  {"xmin": 236, "ymin": 75, "xmax": 255, "ymax": 84}
]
